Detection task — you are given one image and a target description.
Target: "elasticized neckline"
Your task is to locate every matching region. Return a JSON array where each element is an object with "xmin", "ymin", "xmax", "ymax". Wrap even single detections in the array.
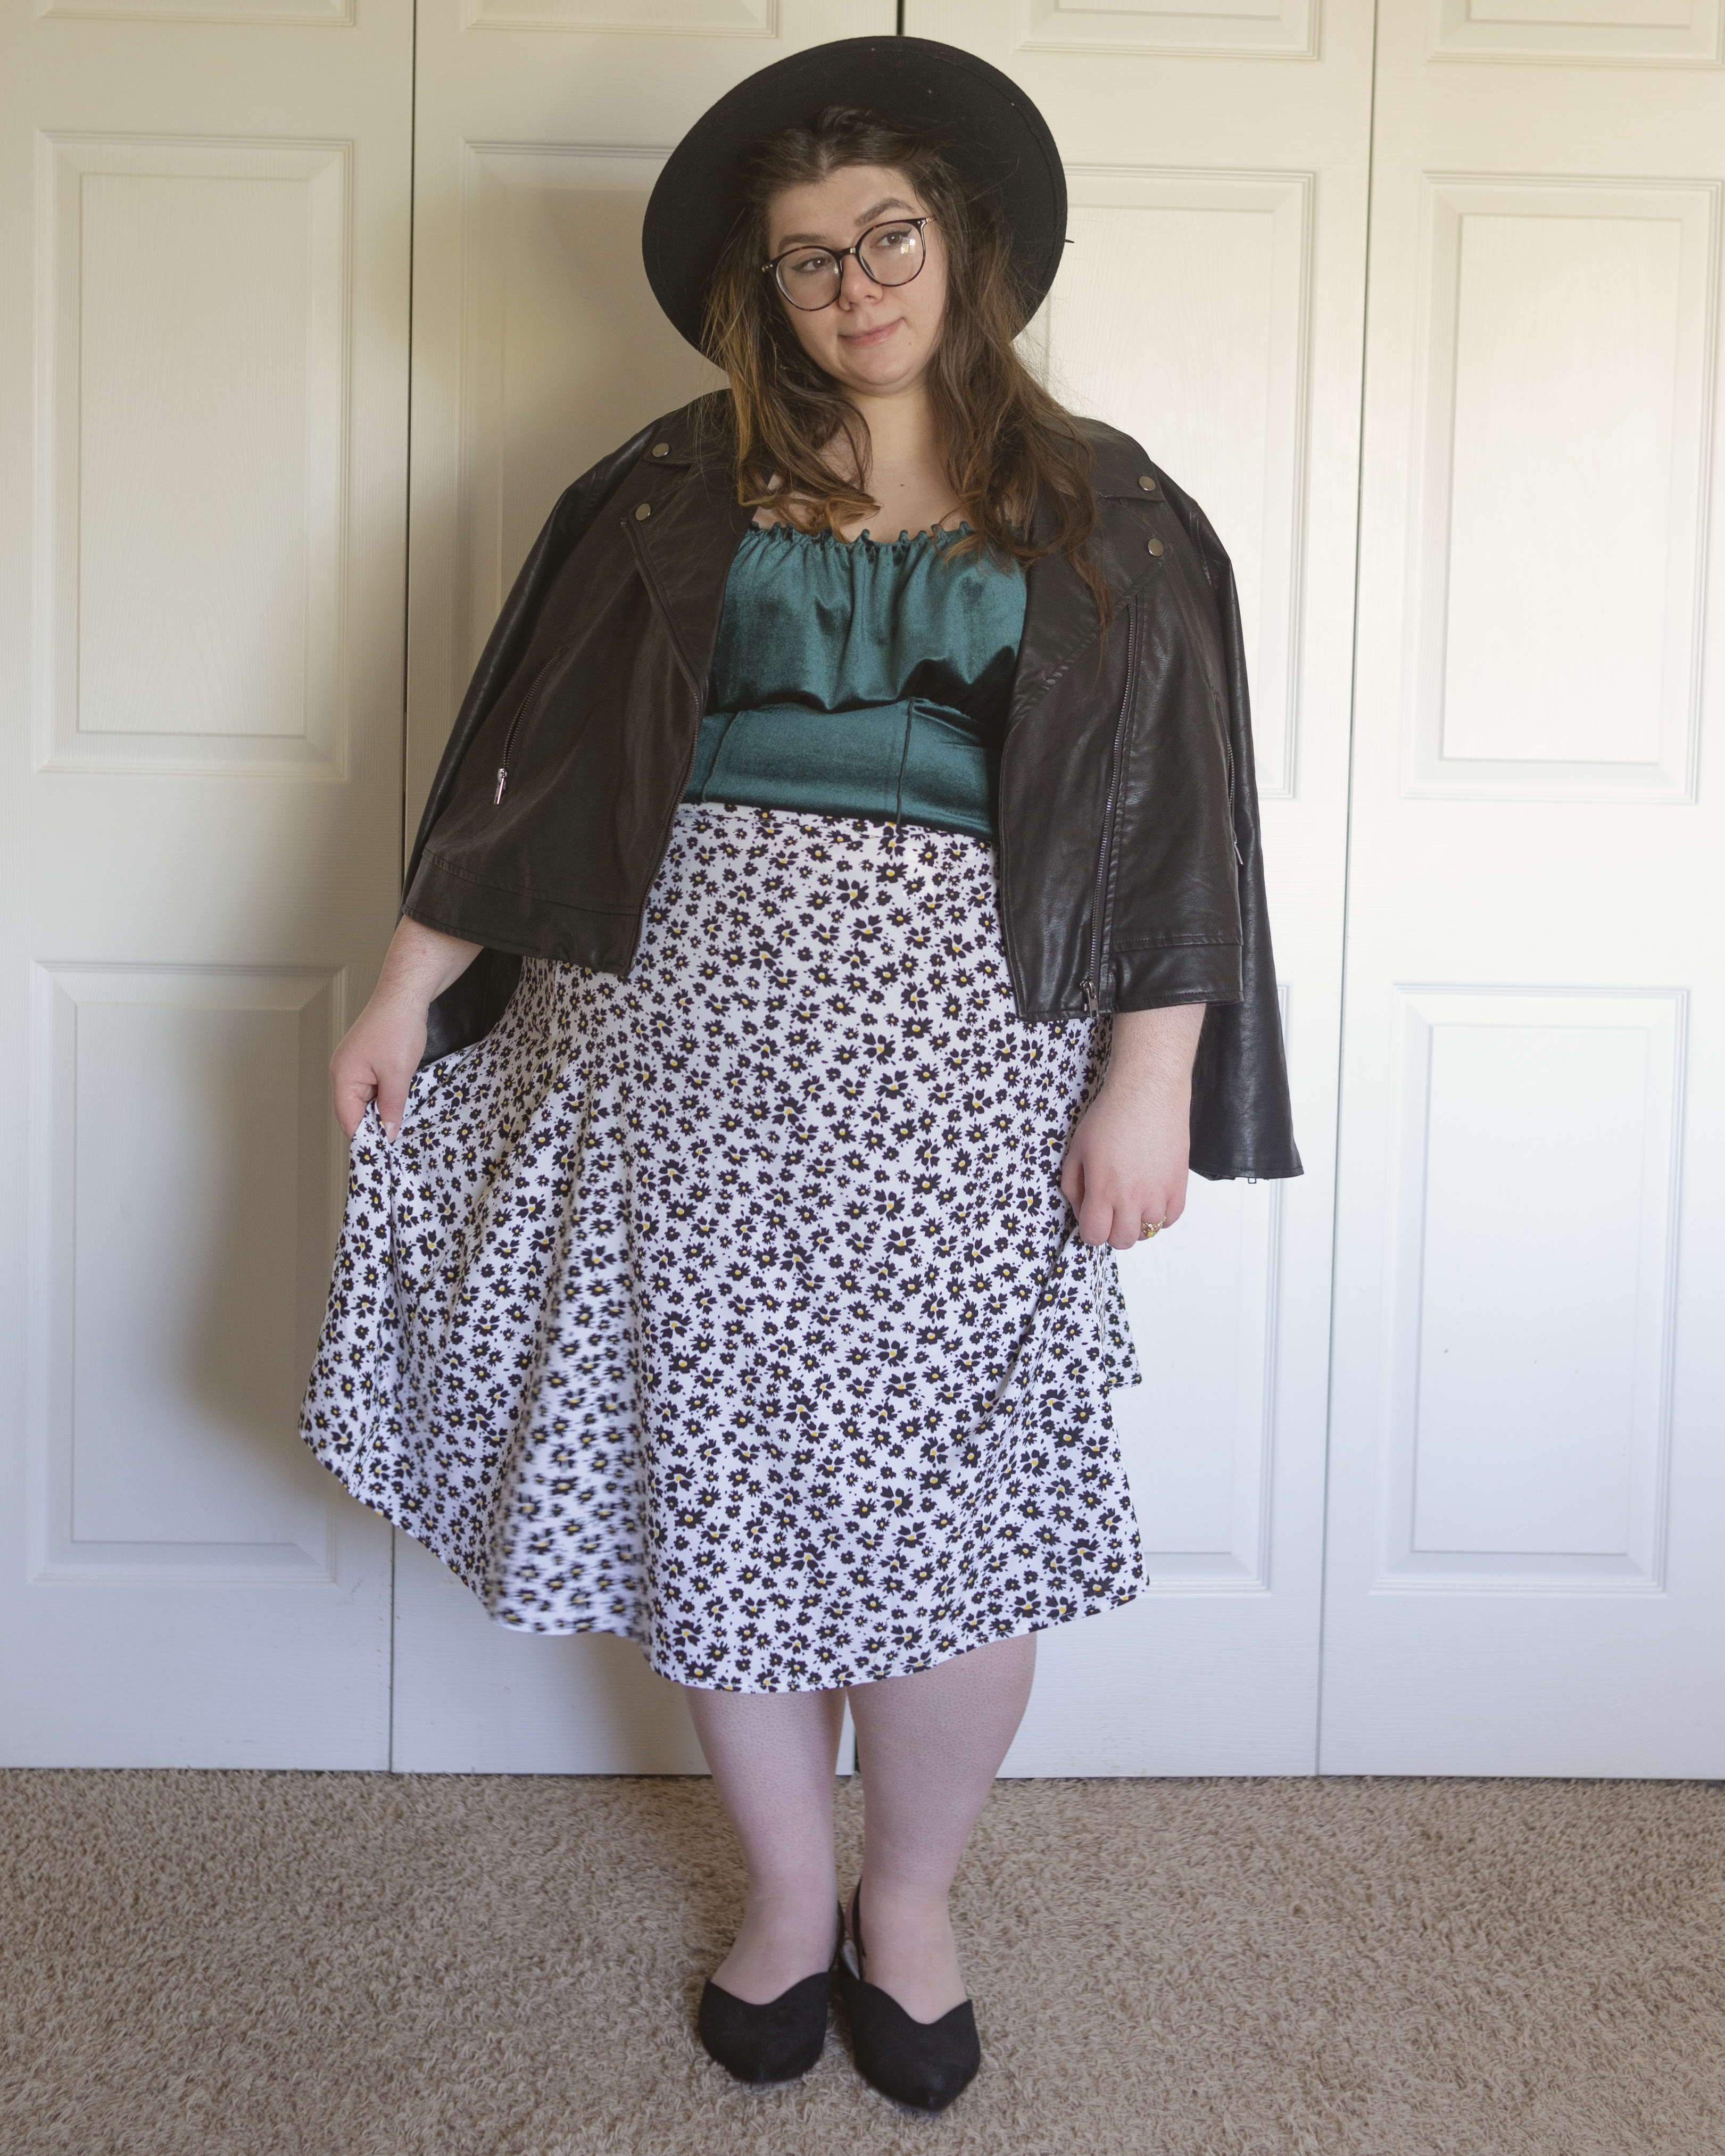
[{"xmin": 744, "ymin": 519, "xmax": 977, "ymax": 554}]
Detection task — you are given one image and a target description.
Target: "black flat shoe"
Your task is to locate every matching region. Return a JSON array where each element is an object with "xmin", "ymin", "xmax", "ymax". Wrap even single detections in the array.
[
  {"xmin": 695, "ymin": 1907, "xmax": 842, "ymax": 2086},
  {"xmin": 834, "ymin": 1883, "xmax": 982, "ymax": 2113}
]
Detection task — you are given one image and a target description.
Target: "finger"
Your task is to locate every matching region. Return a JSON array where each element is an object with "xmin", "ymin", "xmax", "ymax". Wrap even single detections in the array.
[
  {"xmin": 1076, "ymin": 1190, "xmax": 1115, "ymax": 1247},
  {"xmin": 1114, "ymin": 1197, "xmax": 1168, "ymax": 1251},
  {"xmin": 331, "ymin": 1071, "xmax": 376, "ymax": 1142},
  {"xmin": 375, "ymin": 1065, "xmax": 413, "ymax": 1143},
  {"xmin": 1059, "ymin": 1153, "xmax": 1084, "ymax": 1214},
  {"xmin": 1135, "ymin": 1196, "xmax": 1183, "ymax": 1242}
]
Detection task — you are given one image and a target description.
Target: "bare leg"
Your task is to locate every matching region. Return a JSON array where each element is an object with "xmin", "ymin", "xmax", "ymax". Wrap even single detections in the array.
[
  {"xmin": 846, "ymin": 1633, "xmax": 1036, "ymax": 2024},
  {"xmin": 683, "ymin": 1685, "xmax": 848, "ymax": 2004}
]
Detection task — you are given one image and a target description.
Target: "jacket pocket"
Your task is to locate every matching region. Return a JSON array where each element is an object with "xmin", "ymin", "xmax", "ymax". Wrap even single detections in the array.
[{"xmin": 490, "ymin": 653, "xmax": 561, "ymax": 806}]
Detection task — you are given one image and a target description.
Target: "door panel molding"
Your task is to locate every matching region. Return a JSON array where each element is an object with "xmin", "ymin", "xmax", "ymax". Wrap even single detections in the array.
[
  {"xmin": 35, "ymin": 133, "xmax": 354, "ymax": 776},
  {"xmin": 465, "ymin": 0, "xmax": 776, "ymax": 31},
  {"xmin": 1402, "ymin": 174, "xmax": 1718, "ymax": 803},
  {"xmin": 1014, "ymin": 0, "xmax": 1318, "ymax": 62},
  {"xmin": 29, "ymin": 962, "xmax": 349, "ymax": 1586},
  {"xmin": 1374, "ymin": 984, "xmax": 1683, "ymax": 1595},
  {"xmin": 1430, "ymin": 0, "xmax": 1724, "ymax": 69},
  {"xmin": 38, "ymin": 0, "xmax": 353, "ymax": 23}
]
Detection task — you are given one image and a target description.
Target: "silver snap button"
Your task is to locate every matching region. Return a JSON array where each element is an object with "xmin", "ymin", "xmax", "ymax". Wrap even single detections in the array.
[
  {"xmin": 634, "ymin": 502, "xmax": 652, "ymax": 520},
  {"xmin": 1139, "ymin": 474, "xmax": 1158, "ymax": 494},
  {"xmin": 651, "ymin": 442, "xmax": 670, "ymax": 458},
  {"xmin": 1147, "ymin": 536, "xmax": 1165, "ymax": 556}
]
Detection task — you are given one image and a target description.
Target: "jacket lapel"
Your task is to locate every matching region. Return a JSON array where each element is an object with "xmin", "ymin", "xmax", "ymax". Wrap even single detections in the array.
[
  {"xmin": 626, "ymin": 404, "xmax": 753, "ymax": 702},
  {"xmin": 1009, "ymin": 480, "xmax": 1153, "ymax": 728},
  {"xmin": 1011, "ymin": 541, "xmax": 1101, "ymax": 725}
]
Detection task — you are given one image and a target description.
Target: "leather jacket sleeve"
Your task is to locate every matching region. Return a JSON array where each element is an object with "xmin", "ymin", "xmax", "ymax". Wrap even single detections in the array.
[
  {"xmin": 1156, "ymin": 465, "xmax": 1302, "ymax": 1182},
  {"xmin": 406, "ymin": 422, "xmax": 654, "ymax": 1063},
  {"xmin": 1004, "ymin": 421, "xmax": 1300, "ymax": 1181}
]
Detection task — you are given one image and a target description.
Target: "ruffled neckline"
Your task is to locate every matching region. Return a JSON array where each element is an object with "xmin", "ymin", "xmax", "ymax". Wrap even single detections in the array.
[{"xmin": 744, "ymin": 519, "xmax": 976, "ymax": 555}]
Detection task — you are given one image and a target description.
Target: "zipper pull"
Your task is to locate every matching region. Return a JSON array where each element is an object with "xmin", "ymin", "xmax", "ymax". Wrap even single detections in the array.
[
  {"xmin": 1083, "ymin": 977, "xmax": 1099, "ymax": 1016},
  {"xmin": 494, "ymin": 767, "xmax": 508, "ymax": 805}
]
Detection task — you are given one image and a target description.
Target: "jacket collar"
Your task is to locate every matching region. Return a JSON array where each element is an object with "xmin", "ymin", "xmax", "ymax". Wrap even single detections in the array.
[
  {"xmin": 1080, "ymin": 420, "xmax": 1164, "ymax": 500},
  {"xmin": 648, "ymin": 393, "xmax": 736, "ymax": 476}
]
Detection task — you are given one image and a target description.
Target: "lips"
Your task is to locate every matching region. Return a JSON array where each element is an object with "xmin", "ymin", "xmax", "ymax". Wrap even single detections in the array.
[{"xmin": 840, "ymin": 317, "xmax": 903, "ymax": 347}]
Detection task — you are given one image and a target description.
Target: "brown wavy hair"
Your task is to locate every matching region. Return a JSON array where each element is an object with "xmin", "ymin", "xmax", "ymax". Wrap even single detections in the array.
[{"xmin": 701, "ymin": 105, "xmax": 1107, "ymax": 625}]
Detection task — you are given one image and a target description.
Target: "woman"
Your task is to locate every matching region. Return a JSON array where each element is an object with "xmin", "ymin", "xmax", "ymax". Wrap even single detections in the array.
[{"xmin": 301, "ymin": 36, "xmax": 1299, "ymax": 2116}]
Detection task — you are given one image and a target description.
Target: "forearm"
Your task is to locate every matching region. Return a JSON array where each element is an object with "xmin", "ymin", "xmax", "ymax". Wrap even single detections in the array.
[
  {"xmin": 1104, "ymin": 1002, "xmax": 1205, "ymax": 1105},
  {"xmin": 329, "ymin": 917, "xmax": 482, "ymax": 1141},
  {"xmin": 373, "ymin": 915, "xmax": 483, "ymax": 1014},
  {"xmin": 1059, "ymin": 1002, "xmax": 1206, "ymax": 1248}
]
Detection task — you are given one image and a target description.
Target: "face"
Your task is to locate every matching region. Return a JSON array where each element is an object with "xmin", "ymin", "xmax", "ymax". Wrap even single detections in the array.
[{"xmin": 763, "ymin": 164, "xmax": 948, "ymax": 401}]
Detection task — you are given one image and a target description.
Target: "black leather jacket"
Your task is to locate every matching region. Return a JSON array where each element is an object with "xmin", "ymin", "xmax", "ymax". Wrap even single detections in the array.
[{"xmin": 404, "ymin": 393, "xmax": 1300, "ymax": 1182}]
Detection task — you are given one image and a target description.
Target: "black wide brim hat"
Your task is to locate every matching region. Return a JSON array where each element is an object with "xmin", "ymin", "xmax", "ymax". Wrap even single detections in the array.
[{"xmin": 642, "ymin": 36, "xmax": 1067, "ymax": 354}]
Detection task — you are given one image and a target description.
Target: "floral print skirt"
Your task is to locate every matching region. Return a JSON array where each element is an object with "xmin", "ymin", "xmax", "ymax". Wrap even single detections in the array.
[{"xmin": 300, "ymin": 803, "xmax": 1145, "ymax": 1692}]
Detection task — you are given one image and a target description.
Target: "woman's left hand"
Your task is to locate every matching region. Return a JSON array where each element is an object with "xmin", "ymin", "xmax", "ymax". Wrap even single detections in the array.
[{"xmin": 1059, "ymin": 1004, "xmax": 1206, "ymax": 1251}]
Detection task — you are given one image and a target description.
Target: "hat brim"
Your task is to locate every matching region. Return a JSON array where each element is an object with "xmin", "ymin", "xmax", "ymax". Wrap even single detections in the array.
[{"xmin": 642, "ymin": 36, "xmax": 1067, "ymax": 354}]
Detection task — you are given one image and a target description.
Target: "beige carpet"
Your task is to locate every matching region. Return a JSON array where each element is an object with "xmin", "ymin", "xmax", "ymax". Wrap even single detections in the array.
[{"xmin": 3, "ymin": 1770, "xmax": 1721, "ymax": 2156}]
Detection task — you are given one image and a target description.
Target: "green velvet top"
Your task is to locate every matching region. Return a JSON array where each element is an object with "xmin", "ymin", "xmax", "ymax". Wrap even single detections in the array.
[{"xmin": 683, "ymin": 521, "xmax": 1027, "ymax": 842}]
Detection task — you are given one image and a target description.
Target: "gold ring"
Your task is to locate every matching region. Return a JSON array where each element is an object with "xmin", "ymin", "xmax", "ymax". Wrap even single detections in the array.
[{"xmin": 1139, "ymin": 1216, "xmax": 1167, "ymax": 1241}]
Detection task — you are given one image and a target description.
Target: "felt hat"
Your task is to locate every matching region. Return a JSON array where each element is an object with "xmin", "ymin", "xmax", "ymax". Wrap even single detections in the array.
[{"xmin": 642, "ymin": 35, "xmax": 1067, "ymax": 353}]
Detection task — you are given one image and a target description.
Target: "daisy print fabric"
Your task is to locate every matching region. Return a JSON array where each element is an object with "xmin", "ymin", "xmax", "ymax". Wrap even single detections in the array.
[{"xmin": 300, "ymin": 803, "xmax": 1146, "ymax": 1693}]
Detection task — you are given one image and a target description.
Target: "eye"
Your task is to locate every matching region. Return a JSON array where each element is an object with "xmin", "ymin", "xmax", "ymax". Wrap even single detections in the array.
[
  {"xmin": 866, "ymin": 225, "xmax": 918, "ymax": 254},
  {"xmin": 784, "ymin": 248, "xmax": 835, "ymax": 279}
]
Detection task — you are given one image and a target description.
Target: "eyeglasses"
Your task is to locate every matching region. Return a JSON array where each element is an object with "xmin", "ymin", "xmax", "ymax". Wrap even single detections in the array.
[{"xmin": 762, "ymin": 218, "xmax": 932, "ymax": 311}]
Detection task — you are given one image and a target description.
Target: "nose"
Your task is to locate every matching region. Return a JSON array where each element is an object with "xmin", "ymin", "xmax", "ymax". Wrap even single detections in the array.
[{"xmin": 836, "ymin": 248, "xmax": 883, "ymax": 304}]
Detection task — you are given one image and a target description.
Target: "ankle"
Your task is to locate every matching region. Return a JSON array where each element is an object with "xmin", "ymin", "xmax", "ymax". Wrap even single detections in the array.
[
  {"xmin": 857, "ymin": 1876, "xmax": 952, "ymax": 1936},
  {"xmin": 846, "ymin": 1878, "xmax": 967, "ymax": 2023},
  {"xmin": 745, "ymin": 1875, "xmax": 840, "ymax": 1925},
  {"xmin": 734, "ymin": 1877, "xmax": 842, "ymax": 1962},
  {"xmin": 714, "ymin": 1886, "xmax": 841, "ymax": 2006}
]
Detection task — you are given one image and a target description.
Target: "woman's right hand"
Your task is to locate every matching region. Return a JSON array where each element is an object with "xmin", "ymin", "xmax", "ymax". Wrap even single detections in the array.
[
  {"xmin": 330, "ymin": 917, "xmax": 483, "ymax": 1141},
  {"xmin": 331, "ymin": 995, "xmax": 429, "ymax": 1141}
]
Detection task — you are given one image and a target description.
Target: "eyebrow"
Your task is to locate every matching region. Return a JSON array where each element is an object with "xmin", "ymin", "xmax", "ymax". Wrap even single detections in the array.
[{"xmin": 772, "ymin": 197, "xmax": 919, "ymax": 248}]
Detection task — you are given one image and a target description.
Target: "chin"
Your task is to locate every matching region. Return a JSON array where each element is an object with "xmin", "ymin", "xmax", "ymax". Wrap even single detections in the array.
[{"xmin": 838, "ymin": 347, "xmax": 923, "ymax": 385}]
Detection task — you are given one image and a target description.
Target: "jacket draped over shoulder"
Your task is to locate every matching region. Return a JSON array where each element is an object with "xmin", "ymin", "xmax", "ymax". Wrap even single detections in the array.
[{"xmin": 403, "ymin": 394, "xmax": 1300, "ymax": 1182}]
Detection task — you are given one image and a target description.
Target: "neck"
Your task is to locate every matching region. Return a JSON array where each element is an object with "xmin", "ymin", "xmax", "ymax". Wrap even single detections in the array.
[{"xmin": 844, "ymin": 377, "xmax": 941, "ymax": 484}]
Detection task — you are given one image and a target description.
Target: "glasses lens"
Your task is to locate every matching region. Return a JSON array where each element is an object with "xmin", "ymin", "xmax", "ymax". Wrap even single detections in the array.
[
  {"xmin": 775, "ymin": 248, "xmax": 842, "ymax": 309},
  {"xmin": 859, "ymin": 221, "xmax": 924, "ymax": 286}
]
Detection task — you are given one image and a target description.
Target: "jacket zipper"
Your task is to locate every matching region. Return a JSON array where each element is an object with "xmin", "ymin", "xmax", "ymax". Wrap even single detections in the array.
[
  {"xmin": 491, "ymin": 654, "xmax": 560, "ymax": 806},
  {"xmin": 1085, "ymin": 605, "xmax": 1140, "ymax": 1016},
  {"xmin": 993, "ymin": 708, "xmax": 1023, "ymax": 1005}
]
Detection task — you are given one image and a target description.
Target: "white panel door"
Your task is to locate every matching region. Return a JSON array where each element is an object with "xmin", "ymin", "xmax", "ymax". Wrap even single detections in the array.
[
  {"xmin": 0, "ymin": 6, "xmax": 412, "ymax": 1759},
  {"xmin": 1321, "ymin": 3, "xmax": 1725, "ymax": 1772},
  {"xmin": 906, "ymin": 0, "xmax": 1374, "ymax": 1771},
  {"xmin": 389, "ymin": 0, "xmax": 896, "ymax": 1772}
]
